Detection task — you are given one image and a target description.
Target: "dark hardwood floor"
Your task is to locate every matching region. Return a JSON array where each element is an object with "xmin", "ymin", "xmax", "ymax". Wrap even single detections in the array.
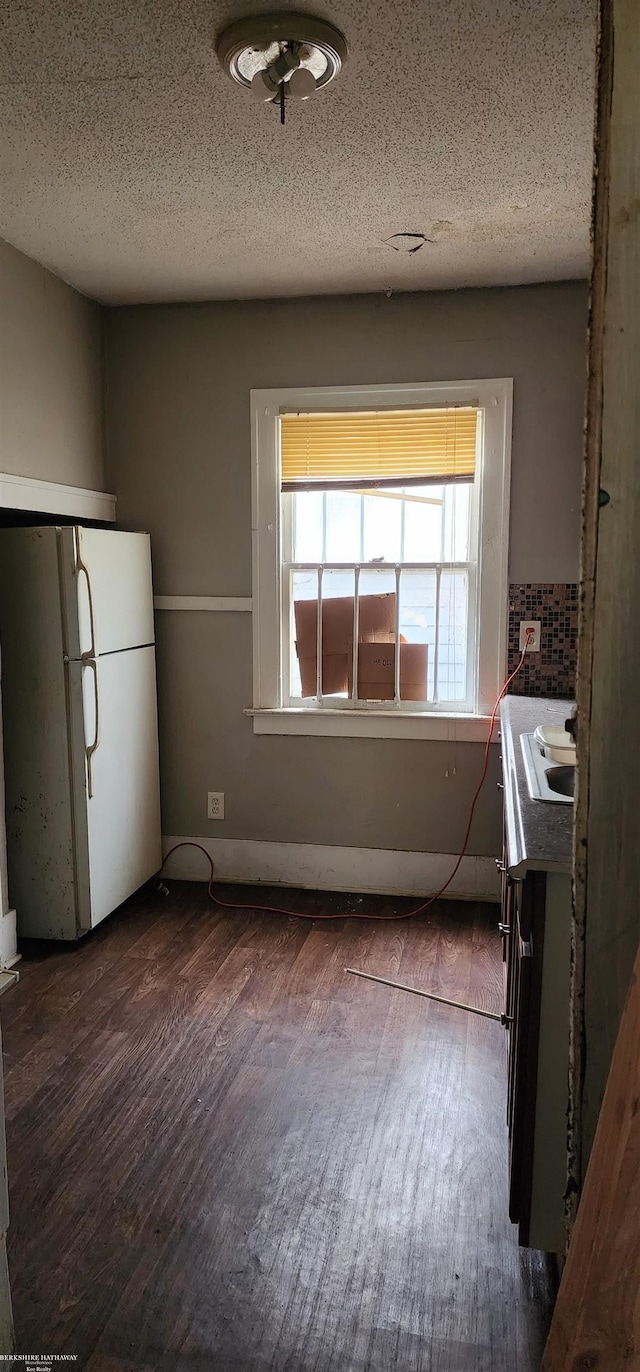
[{"xmin": 1, "ymin": 883, "xmax": 555, "ymax": 1370}]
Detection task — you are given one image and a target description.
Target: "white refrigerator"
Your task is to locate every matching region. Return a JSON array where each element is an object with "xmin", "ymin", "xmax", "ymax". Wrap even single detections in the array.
[{"xmin": 0, "ymin": 525, "xmax": 162, "ymax": 940}]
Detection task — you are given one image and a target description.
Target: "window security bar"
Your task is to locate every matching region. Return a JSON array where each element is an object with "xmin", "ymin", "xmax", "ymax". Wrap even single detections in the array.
[
  {"xmin": 351, "ymin": 566, "xmax": 360, "ymax": 703},
  {"xmin": 291, "ymin": 561, "xmax": 470, "ymax": 707},
  {"xmin": 394, "ymin": 564, "xmax": 401, "ymax": 703},
  {"xmin": 433, "ymin": 565, "xmax": 441, "ymax": 705},
  {"xmin": 315, "ymin": 564, "xmax": 324, "ymax": 701}
]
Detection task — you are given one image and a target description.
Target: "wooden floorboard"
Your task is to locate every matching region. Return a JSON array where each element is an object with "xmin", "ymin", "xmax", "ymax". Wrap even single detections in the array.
[{"xmin": 1, "ymin": 882, "xmax": 555, "ymax": 1370}]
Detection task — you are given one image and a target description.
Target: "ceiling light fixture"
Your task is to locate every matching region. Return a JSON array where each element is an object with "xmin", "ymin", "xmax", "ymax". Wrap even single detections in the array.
[{"xmin": 215, "ymin": 11, "xmax": 348, "ymax": 125}]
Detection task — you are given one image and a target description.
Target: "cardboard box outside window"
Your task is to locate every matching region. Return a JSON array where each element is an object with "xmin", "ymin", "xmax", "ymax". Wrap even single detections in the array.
[
  {"xmin": 348, "ymin": 641, "xmax": 428, "ymax": 701},
  {"xmin": 295, "ymin": 593, "xmax": 394, "ymax": 696},
  {"xmin": 294, "ymin": 593, "xmax": 428, "ymax": 701}
]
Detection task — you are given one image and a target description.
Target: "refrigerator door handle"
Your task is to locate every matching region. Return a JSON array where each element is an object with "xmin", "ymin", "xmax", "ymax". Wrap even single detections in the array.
[
  {"xmin": 83, "ymin": 658, "xmax": 100, "ymax": 799},
  {"xmin": 75, "ymin": 529, "xmax": 97, "ymax": 660}
]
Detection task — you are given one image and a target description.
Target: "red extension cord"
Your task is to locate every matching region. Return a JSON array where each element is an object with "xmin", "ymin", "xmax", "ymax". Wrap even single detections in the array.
[{"xmin": 160, "ymin": 636, "xmax": 532, "ymax": 922}]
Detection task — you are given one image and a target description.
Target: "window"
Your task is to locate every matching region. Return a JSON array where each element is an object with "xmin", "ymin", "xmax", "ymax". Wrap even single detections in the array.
[{"xmin": 250, "ymin": 380, "xmax": 512, "ymax": 740}]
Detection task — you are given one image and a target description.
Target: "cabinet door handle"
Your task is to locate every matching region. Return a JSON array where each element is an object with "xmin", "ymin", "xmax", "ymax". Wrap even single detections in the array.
[
  {"xmin": 497, "ymin": 781, "xmax": 505, "ymax": 791},
  {"xmin": 495, "ymin": 858, "xmax": 506, "ymax": 873},
  {"xmin": 498, "ymin": 922, "xmax": 509, "ymax": 935}
]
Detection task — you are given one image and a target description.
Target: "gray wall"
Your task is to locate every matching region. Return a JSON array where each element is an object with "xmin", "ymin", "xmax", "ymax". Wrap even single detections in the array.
[
  {"xmin": 105, "ymin": 283, "xmax": 587, "ymax": 856},
  {"xmin": 0, "ymin": 238, "xmax": 104, "ymax": 490}
]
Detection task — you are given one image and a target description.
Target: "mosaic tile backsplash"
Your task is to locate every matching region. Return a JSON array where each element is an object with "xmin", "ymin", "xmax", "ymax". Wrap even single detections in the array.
[{"xmin": 507, "ymin": 584, "xmax": 578, "ymax": 699}]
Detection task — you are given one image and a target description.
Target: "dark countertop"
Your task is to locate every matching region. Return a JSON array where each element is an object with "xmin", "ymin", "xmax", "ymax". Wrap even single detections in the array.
[{"xmin": 499, "ymin": 695, "xmax": 575, "ymax": 876}]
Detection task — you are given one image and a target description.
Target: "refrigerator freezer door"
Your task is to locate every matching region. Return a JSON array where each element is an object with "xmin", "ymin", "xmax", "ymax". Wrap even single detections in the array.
[
  {"xmin": 67, "ymin": 646, "xmax": 162, "ymax": 929},
  {"xmin": 60, "ymin": 527, "xmax": 155, "ymax": 659}
]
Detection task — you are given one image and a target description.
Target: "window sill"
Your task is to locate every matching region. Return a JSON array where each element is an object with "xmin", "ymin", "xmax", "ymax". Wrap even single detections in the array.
[{"xmin": 247, "ymin": 707, "xmax": 495, "ymax": 742}]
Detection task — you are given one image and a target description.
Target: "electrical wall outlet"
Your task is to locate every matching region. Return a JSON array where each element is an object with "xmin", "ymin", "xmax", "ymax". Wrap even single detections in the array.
[
  {"xmin": 519, "ymin": 620, "xmax": 541, "ymax": 652},
  {"xmin": 207, "ymin": 791, "xmax": 225, "ymax": 820}
]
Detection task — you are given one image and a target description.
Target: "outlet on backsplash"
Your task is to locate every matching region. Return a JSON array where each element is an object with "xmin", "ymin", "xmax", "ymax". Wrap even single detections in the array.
[{"xmin": 519, "ymin": 620, "xmax": 541, "ymax": 652}]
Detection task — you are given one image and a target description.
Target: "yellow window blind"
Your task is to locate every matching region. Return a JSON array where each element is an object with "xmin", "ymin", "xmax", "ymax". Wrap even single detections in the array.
[{"xmin": 280, "ymin": 407, "xmax": 478, "ymax": 490}]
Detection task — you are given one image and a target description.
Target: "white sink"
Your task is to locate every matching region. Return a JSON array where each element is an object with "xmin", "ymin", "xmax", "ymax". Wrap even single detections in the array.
[{"xmin": 520, "ymin": 732, "xmax": 575, "ymax": 805}]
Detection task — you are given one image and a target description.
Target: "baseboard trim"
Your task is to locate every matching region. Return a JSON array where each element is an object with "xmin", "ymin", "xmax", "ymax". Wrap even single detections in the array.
[{"xmin": 161, "ymin": 836, "xmax": 500, "ymax": 902}]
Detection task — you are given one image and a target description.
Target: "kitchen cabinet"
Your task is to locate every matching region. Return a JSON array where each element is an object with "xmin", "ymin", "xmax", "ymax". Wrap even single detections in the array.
[
  {"xmin": 502, "ymin": 864, "xmax": 545, "ymax": 1240},
  {"xmin": 499, "ymin": 697, "xmax": 574, "ymax": 1253}
]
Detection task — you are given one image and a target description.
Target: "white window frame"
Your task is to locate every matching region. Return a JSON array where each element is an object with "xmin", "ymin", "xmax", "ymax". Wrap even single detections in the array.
[{"xmin": 249, "ymin": 379, "xmax": 512, "ymax": 741}]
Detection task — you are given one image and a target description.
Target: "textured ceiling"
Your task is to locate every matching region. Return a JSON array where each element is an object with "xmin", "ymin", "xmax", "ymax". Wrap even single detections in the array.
[{"xmin": 0, "ymin": 0, "xmax": 597, "ymax": 304}]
